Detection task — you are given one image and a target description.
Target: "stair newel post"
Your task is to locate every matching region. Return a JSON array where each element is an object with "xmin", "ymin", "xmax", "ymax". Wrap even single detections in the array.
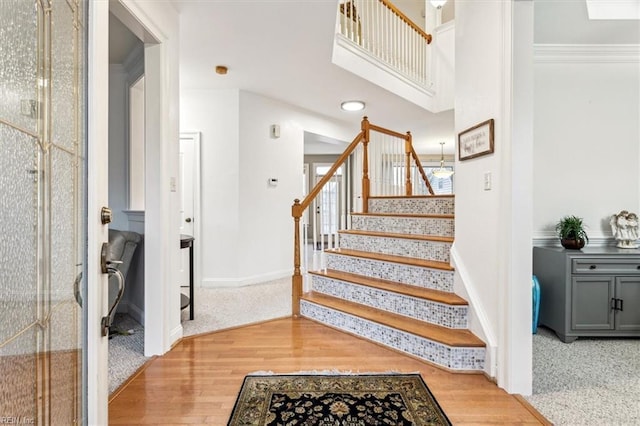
[
  {"xmin": 361, "ymin": 116, "xmax": 370, "ymax": 213},
  {"xmin": 405, "ymin": 131, "xmax": 412, "ymax": 196},
  {"xmin": 291, "ymin": 199, "xmax": 303, "ymax": 317}
]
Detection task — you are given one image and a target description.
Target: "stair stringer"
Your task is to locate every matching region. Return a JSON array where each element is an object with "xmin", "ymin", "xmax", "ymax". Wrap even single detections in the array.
[{"xmin": 451, "ymin": 243, "xmax": 498, "ymax": 380}]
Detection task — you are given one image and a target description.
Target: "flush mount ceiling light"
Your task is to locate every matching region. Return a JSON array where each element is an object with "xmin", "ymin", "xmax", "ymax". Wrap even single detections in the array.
[
  {"xmin": 432, "ymin": 141, "xmax": 454, "ymax": 179},
  {"xmin": 215, "ymin": 65, "xmax": 228, "ymax": 75},
  {"xmin": 340, "ymin": 100, "xmax": 365, "ymax": 112},
  {"xmin": 430, "ymin": 0, "xmax": 447, "ymax": 9}
]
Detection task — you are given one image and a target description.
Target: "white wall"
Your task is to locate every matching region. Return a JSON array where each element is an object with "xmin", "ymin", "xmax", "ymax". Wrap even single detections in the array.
[
  {"xmin": 534, "ymin": 50, "xmax": 640, "ymax": 243},
  {"xmin": 238, "ymin": 92, "xmax": 305, "ymax": 282},
  {"xmin": 180, "ymin": 89, "xmax": 241, "ymax": 283},
  {"xmin": 454, "ymin": 0, "xmax": 533, "ymax": 394},
  {"xmin": 431, "ymin": 21, "xmax": 454, "ymax": 112},
  {"xmin": 180, "ymin": 89, "xmax": 356, "ymax": 288},
  {"xmin": 108, "ymin": 65, "xmax": 129, "ymax": 231}
]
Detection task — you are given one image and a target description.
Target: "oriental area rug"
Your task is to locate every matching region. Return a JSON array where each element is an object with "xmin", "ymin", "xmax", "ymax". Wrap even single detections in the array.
[{"xmin": 227, "ymin": 374, "xmax": 452, "ymax": 426}]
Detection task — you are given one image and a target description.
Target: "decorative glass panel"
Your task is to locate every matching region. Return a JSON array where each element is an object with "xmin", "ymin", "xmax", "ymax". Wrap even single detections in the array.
[
  {"xmin": 0, "ymin": 124, "xmax": 38, "ymax": 346},
  {"xmin": 49, "ymin": 301, "xmax": 80, "ymax": 423},
  {"xmin": 0, "ymin": 0, "xmax": 87, "ymax": 421},
  {"xmin": 51, "ymin": 148, "xmax": 76, "ymax": 300},
  {"xmin": 0, "ymin": 326, "xmax": 38, "ymax": 423},
  {"xmin": 51, "ymin": 0, "xmax": 76, "ymax": 151},
  {"xmin": 0, "ymin": 0, "xmax": 38, "ymax": 134}
]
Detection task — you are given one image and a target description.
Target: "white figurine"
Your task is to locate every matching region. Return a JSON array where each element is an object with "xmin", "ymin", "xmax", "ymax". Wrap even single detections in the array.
[{"xmin": 610, "ymin": 210, "xmax": 639, "ymax": 249}]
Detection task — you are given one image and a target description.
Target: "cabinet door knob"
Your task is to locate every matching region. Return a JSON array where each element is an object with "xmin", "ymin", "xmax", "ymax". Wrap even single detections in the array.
[{"xmin": 589, "ymin": 265, "xmax": 596, "ymax": 270}]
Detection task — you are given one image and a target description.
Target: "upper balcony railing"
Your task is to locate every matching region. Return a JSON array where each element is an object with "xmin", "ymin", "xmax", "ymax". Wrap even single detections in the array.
[{"xmin": 338, "ymin": 0, "xmax": 433, "ymax": 87}]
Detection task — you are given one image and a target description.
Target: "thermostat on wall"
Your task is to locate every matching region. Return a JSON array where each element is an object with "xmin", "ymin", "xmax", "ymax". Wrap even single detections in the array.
[{"xmin": 268, "ymin": 178, "xmax": 278, "ymax": 186}]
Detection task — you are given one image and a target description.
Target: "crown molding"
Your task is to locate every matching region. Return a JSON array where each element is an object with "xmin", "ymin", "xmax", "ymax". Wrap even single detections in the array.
[{"xmin": 534, "ymin": 44, "xmax": 640, "ymax": 64}]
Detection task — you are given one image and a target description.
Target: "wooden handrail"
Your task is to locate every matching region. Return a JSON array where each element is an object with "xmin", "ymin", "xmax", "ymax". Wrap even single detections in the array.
[
  {"xmin": 410, "ymin": 145, "xmax": 435, "ymax": 195},
  {"xmin": 369, "ymin": 123, "xmax": 409, "ymax": 140},
  {"xmin": 379, "ymin": 0, "xmax": 432, "ymax": 44},
  {"xmin": 296, "ymin": 132, "xmax": 364, "ymax": 214}
]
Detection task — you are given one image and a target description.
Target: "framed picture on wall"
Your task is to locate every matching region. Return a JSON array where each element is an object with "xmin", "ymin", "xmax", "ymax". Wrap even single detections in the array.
[{"xmin": 458, "ymin": 119, "xmax": 494, "ymax": 161}]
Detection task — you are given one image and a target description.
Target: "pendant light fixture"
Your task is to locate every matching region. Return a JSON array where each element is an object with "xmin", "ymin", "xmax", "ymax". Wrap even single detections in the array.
[{"xmin": 432, "ymin": 142, "xmax": 454, "ymax": 179}]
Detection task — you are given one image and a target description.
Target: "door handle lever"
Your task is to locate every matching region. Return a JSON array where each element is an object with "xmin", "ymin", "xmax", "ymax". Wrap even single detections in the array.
[{"xmin": 101, "ymin": 242, "xmax": 123, "ymax": 273}]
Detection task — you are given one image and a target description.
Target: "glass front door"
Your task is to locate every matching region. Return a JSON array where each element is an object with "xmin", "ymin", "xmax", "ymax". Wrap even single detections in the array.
[{"xmin": 0, "ymin": 0, "xmax": 87, "ymax": 423}]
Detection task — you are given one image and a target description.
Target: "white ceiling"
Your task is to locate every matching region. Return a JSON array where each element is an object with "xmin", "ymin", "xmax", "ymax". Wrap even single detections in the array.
[
  {"xmin": 535, "ymin": 0, "xmax": 640, "ymax": 44},
  {"xmin": 110, "ymin": 1, "xmax": 640, "ymax": 155},
  {"xmin": 174, "ymin": 0, "xmax": 454, "ymax": 155}
]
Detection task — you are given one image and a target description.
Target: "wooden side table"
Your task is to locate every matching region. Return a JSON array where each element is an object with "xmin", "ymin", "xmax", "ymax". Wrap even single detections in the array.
[{"xmin": 180, "ymin": 234, "xmax": 195, "ymax": 320}]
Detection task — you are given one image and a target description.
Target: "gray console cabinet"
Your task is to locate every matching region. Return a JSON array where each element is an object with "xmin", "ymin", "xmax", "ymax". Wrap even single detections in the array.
[{"xmin": 533, "ymin": 246, "xmax": 640, "ymax": 342}]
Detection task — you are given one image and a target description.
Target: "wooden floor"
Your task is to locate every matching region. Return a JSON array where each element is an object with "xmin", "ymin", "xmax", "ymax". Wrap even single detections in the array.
[{"xmin": 109, "ymin": 317, "xmax": 548, "ymax": 425}]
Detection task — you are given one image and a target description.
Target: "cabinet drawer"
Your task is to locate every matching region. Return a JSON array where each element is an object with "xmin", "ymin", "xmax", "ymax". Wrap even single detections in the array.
[{"xmin": 572, "ymin": 258, "xmax": 640, "ymax": 274}]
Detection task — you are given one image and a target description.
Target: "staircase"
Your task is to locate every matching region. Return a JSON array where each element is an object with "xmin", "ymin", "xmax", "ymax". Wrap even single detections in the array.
[{"xmin": 300, "ymin": 195, "xmax": 486, "ymax": 372}]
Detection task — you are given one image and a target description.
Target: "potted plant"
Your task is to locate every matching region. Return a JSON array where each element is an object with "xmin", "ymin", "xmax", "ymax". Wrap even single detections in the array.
[{"xmin": 555, "ymin": 215, "xmax": 589, "ymax": 249}]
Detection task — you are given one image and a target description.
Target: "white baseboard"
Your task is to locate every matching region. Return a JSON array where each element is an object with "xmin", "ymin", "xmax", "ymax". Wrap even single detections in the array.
[
  {"xmin": 201, "ymin": 269, "xmax": 291, "ymax": 288},
  {"xmin": 115, "ymin": 301, "xmax": 145, "ymax": 326},
  {"xmin": 126, "ymin": 302, "xmax": 145, "ymax": 326},
  {"xmin": 169, "ymin": 323, "xmax": 183, "ymax": 347},
  {"xmin": 450, "ymin": 245, "xmax": 498, "ymax": 379}
]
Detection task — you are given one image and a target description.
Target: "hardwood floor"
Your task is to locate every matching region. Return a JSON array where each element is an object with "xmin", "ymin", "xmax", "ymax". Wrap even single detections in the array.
[{"xmin": 109, "ymin": 317, "xmax": 548, "ymax": 425}]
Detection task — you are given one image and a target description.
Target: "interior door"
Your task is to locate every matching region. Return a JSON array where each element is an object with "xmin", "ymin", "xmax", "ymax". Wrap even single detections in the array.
[
  {"xmin": 179, "ymin": 134, "xmax": 196, "ymax": 237},
  {"xmin": 178, "ymin": 133, "xmax": 198, "ymax": 312},
  {"xmin": 0, "ymin": 0, "xmax": 100, "ymax": 423}
]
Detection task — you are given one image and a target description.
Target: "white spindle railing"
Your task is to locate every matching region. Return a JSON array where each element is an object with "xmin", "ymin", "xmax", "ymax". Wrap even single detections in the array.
[
  {"xmin": 338, "ymin": 0, "xmax": 432, "ymax": 86},
  {"xmin": 299, "ymin": 164, "xmax": 352, "ymax": 292},
  {"xmin": 367, "ymin": 130, "xmax": 409, "ymax": 196}
]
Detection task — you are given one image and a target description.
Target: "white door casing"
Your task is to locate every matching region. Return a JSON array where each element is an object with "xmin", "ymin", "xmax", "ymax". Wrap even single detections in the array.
[{"xmin": 87, "ymin": 1, "xmax": 110, "ymax": 423}]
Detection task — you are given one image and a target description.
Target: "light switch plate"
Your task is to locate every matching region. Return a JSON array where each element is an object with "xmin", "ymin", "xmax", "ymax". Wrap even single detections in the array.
[{"xmin": 484, "ymin": 172, "xmax": 492, "ymax": 190}]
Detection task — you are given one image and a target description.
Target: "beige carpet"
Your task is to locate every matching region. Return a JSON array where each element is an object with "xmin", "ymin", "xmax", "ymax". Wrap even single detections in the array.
[{"xmin": 180, "ymin": 277, "xmax": 292, "ymax": 336}]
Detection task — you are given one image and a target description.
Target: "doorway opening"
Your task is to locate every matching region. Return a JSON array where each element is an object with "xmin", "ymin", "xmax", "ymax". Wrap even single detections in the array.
[{"xmin": 105, "ymin": 7, "xmax": 157, "ymax": 395}]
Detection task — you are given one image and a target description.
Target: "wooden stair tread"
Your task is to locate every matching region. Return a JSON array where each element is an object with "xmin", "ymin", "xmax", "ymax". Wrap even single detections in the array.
[
  {"xmin": 325, "ymin": 248, "xmax": 454, "ymax": 271},
  {"xmin": 339, "ymin": 229, "xmax": 454, "ymax": 243},
  {"xmin": 301, "ymin": 292, "xmax": 484, "ymax": 348},
  {"xmin": 351, "ymin": 212, "xmax": 454, "ymax": 219},
  {"xmin": 309, "ymin": 269, "xmax": 467, "ymax": 305}
]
